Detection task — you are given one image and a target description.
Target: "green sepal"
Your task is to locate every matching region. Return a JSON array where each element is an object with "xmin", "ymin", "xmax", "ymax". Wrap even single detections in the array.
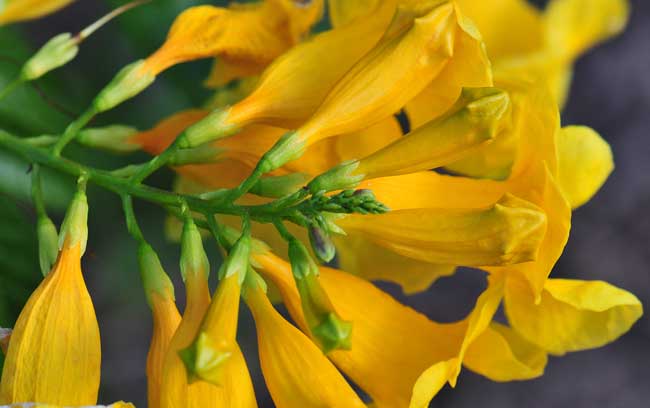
[
  {"xmin": 181, "ymin": 108, "xmax": 241, "ymax": 148},
  {"xmin": 308, "ymin": 160, "xmax": 364, "ymax": 193},
  {"xmin": 58, "ymin": 188, "xmax": 88, "ymax": 254},
  {"xmin": 179, "ymin": 331, "xmax": 234, "ymax": 386},
  {"xmin": 249, "ymin": 173, "xmax": 310, "ymax": 198},
  {"xmin": 311, "ymin": 312, "xmax": 353, "ymax": 353},
  {"xmin": 180, "ymin": 219, "xmax": 210, "ymax": 282},
  {"xmin": 20, "ymin": 33, "xmax": 79, "ymax": 81},
  {"xmin": 258, "ymin": 131, "xmax": 307, "ymax": 173},
  {"xmin": 138, "ymin": 243, "xmax": 175, "ymax": 307}
]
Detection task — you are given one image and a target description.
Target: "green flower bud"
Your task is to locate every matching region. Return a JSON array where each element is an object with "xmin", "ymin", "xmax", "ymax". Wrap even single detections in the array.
[
  {"xmin": 308, "ymin": 160, "xmax": 364, "ymax": 194},
  {"xmin": 77, "ymin": 125, "xmax": 140, "ymax": 153},
  {"xmin": 168, "ymin": 145, "xmax": 224, "ymax": 166},
  {"xmin": 308, "ymin": 226, "xmax": 336, "ymax": 264},
  {"xmin": 249, "ymin": 173, "xmax": 309, "ymax": 198},
  {"xmin": 58, "ymin": 186, "xmax": 88, "ymax": 254},
  {"xmin": 138, "ymin": 243, "xmax": 175, "ymax": 307},
  {"xmin": 92, "ymin": 60, "xmax": 156, "ymax": 113},
  {"xmin": 37, "ymin": 216, "xmax": 59, "ymax": 276},
  {"xmin": 20, "ymin": 33, "xmax": 79, "ymax": 81}
]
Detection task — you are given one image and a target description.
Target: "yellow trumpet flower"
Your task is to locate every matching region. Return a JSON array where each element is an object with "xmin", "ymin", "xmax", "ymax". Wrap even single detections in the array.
[
  {"xmin": 0, "ymin": 188, "xmax": 101, "ymax": 406},
  {"xmin": 243, "ymin": 271, "xmax": 365, "ymax": 408},
  {"xmin": 253, "ymin": 250, "xmax": 545, "ymax": 407},
  {"xmin": 3, "ymin": 403, "xmax": 135, "ymax": 408},
  {"xmin": 0, "ymin": 0, "xmax": 72, "ymax": 25}
]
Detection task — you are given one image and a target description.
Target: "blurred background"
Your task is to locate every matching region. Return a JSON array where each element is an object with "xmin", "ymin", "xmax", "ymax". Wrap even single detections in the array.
[{"xmin": 0, "ymin": 0, "xmax": 648, "ymax": 406}]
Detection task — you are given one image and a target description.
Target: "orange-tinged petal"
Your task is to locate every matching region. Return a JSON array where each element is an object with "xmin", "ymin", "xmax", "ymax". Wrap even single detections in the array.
[
  {"xmin": 143, "ymin": 0, "xmax": 323, "ymax": 76},
  {"xmin": 0, "ymin": 244, "xmax": 101, "ymax": 405},
  {"xmin": 505, "ymin": 277, "xmax": 643, "ymax": 355},
  {"xmin": 130, "ymin": 110, "xmax": 209, "ymax": 155},
  {"xmin": 244, "ymin": 278, "xmax": 365, "ymax": 408},
  {"xmin": 0, "ymin": 0, "xmax": 73, "ymax": 25}
]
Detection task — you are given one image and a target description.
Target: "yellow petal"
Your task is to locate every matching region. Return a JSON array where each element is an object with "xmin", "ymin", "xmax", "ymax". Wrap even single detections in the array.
[
  {"xmin": 328, "ymin": 0, "xmax": 380, "ymax": 27},
  {"xmin": 0, "ymin": 244, "xmax": 101, "ymax": 405},
  {"xmin": 505, "ymin": 277, "xmax": 643, "ymax": 355},
  {"xmin": 557, "ymin": 125, "xmax": 614, "ymax": 209},
  {"xmin": 0, "ymin": 0, "xmax": 72, "ymax": 25},
  {"xmin": 405, "ymin": 6, "xmax": 494, "ymax": 129},
  {"xmin": 255, "ymin": 252, "xmax": 511, "ymax": 407},
  {"xmin": 464, "ymin": 322, "xmax": 547, "ymax": 381},
  {"xmin": 244, "ymin": 280, "xmax": 365, "ymax": 408},
  {"xmin": 338, "ymin": 193, "xmax": 547, "ymax": 267},
  {"xmin": 296, "ymin": 2, "xmax": 458, "ymax": 145},
  {"xmin": 455, "ymin": 0, "xmax": 543, "ymax": 58},
  {"xmin": 225, "ymin": 0, "xmax": 396, "ymax": 129},
  {"xmin": 334, "ymin": 231, "xmax": 456, "ymax": 294},
  {"xmin": 544, "ymin": 0, "xmax": 630, "ymax": 61},
  {"xmin": 143, "ymin": 0, "xmax": 323, "ymax": 75},
  {"xmin": 204, "ymin": 57, "xmax": 266, "ymax": 88},
  {"xmin": 131, "ymin": 110, "xmax": 209, "ymax": 155}
]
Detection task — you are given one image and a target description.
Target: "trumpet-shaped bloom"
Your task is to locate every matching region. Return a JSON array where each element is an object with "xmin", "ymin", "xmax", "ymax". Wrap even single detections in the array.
[
  {"xmin": 0, "ymin": 0, "xmax": 72, "ymax": 25},
  {"xmin": 0, "ymin": 192, "xmax": 101, "ymax": 406},
  {"xmin": 244, "ymin": 275, "xmax": 365, "ymax": 408},
  {"xmin": 504, "ymin": 276, "xmax": 643, "ymax": 355},
  {"xmin": 2, "ymin": 403, "xmax": 135, "ymax": 408},
  {"xmin": 337, "ymin": 193, "xmax": 547, "ymax": 267},
  {"xmin": 253, "ymin": 251, "xmax": 541, "ymax": 407},
  {"xmin": 142, "ymin": 0, "xmax": 323, "ymax": 76}
]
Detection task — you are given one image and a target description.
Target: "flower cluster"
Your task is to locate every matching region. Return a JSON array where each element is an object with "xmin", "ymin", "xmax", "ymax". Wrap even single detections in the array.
[{"xmin": 0, "ymin": 0, "xmax": 643, "ymax": 407}]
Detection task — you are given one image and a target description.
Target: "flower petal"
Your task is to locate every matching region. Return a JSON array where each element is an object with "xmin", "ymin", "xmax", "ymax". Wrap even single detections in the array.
[
  {"xmin": 0, "ymin": 0, "xmax": 73, "ymax": 25},
  {"xmin": 557, "ymin": 125, "xmax": 614, "ymax": 209},
  {"xmin": 505, "ymin": 277, "xmax": 643, "ymax": 355}
]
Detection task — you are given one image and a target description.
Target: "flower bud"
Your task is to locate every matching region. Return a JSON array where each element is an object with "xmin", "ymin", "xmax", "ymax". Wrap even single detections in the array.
[
  {"xmin": 308, "ymin": 226, "xmax": 336, "ymax": 264},
  {"xmin": 180, "ymin": 108, "xmax": 241, "ymax": 148},
  {"xmin": 92, "ymin": 60, "xmax": 156, "ymax": 113},
  {"xmin": 20, "ymin": 33, "xmax": 79, "ymax": 81},
  {"xmin": 37, "ymin": 215, "xmax": 59, "ymax": 276},
  {"xmin": 77, "ymin": 125, "xmax": 140, "ymax": 153}
]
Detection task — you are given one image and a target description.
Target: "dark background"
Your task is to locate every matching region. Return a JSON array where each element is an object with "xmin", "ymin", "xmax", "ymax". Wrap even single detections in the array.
[{"xmin": 0, "ymin": 1, "xmax": 648, "ymax": 407}]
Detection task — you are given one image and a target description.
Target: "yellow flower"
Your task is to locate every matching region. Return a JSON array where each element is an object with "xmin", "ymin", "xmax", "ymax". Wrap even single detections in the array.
[
  {"xmin": 243, "ymin": 271, "xmax": 365, "ymax": 408},
  {"xmin": 253, "ymin": 251, "xmax": 543, "ymax": 407},
  {"xmin": 3, "ymin": 403, "xmax": 135, "ymax": 408},
  {"xmin": 138, "ymin": 244, "xmax": 182, "ymax": 408},
  {"xmin": 0, "ymin": 0, "xmax": 72, "ymax": 25},
  {"xmin": 0, "ymin": 189, "xmax": 101, "ymax": 406},
  {"xmin": 504, "ymin": 276, "xmax": 643, "ymax": 355},
  {"xmin": 142, "ymin": 0, "xmax": 323, "ymax": 78}
]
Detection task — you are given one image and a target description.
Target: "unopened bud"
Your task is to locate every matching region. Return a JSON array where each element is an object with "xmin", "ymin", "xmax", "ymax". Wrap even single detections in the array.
[
  {"xmin": 180, "ymin": 219, "xmax": 210, "ymax": 281},
  {"xmin": 37, "ymin": 216, "xmax": 59, "ymax": 276},
  {"xmin": 77, "ymin": 125, "xmax": 140, "ymax": 153},
  {"xmin": 308, "ymin": 226, "xmax": 336, "ymax": 264},
  {"xmin": 20, "ymin": 33, "xmax": 79, "ymax": 81},
  {"xmin": 93, "ymin": 60, "xmax": 156, "ymax": 113}
]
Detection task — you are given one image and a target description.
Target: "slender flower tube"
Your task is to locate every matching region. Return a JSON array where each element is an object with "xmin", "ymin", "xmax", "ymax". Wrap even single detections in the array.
[
  {"xmin": 0, "ymin": 185, "xmax": 101, "ymax": 405},
  {"xmin": 309, "ymin": 87, "xmax": 511, "ymax": 192},
  {"xmin": 0, "ymin": 0, "xmax": 72, "ymax": 25},
  {"xmin": 138, "ymin": 243, "xmax": 181, "ymax": 408},
  {"xmin": 243, "ymin": 272, "xmax": 366, "ymax": 408}
]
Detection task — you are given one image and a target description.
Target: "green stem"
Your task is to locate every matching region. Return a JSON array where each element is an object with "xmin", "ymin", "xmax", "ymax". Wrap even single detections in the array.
[
  {"xmin": 52, "ymin": 107, "xmax": 98, "ymax": 156},
  {"xmin": 0, "ymin": 78, "xmax": 23, "ymax": 101},
  {"xmin": 121, "ymin": 194, "xmax": 145, "ymax": 243}
]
